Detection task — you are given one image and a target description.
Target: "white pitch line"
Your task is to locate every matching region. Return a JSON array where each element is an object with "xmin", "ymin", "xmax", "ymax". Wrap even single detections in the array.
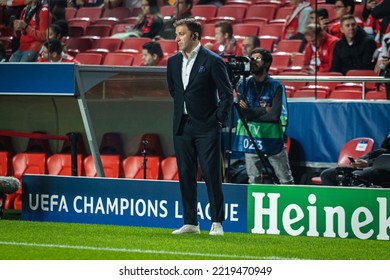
[{"xmin": 0, "ymin": 241, "xmax": 300, "ymax": 260}]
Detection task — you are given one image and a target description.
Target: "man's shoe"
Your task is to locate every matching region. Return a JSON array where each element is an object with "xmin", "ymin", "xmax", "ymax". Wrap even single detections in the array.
[
  {"xmin": 209, "ymin": 222, "xmax": 224, "ymax": 236},
  {"xmin": 172, "ymin": 224, "xmax": 200, "ymax": 234}
]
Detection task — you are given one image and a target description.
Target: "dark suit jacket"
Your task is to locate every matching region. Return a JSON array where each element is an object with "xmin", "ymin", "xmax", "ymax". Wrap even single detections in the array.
[{"xmin": 167, "ymin": 45, "xmax": 233, "ymax": 134}]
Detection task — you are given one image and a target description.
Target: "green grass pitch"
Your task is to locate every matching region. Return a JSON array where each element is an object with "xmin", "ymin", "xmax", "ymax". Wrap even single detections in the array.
[{"xmin": 1, "ymin": 211, "xmax": 390, "ymax": 260}]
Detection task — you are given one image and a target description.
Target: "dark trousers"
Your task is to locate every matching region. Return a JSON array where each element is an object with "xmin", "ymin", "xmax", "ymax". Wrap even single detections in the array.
[{"xmin": 173, "ymin": 116, "xmax": 225, "ymax": 225}]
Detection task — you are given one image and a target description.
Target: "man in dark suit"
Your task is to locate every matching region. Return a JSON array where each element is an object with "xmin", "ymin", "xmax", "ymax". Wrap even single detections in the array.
[{"xmin": 167, "ymin": 17, "xmax": 233, "ymax": 236}]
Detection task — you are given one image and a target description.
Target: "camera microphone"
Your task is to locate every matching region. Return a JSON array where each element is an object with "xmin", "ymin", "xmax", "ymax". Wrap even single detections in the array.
[{"xmin": 0, "ymin": 176, "xmax": 20, "ymax": 194}]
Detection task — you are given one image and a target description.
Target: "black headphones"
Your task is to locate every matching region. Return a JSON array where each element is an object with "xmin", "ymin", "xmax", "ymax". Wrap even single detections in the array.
[{"xmin": 191, "ymin": 33, "xmax": 196, "ymax": 40}]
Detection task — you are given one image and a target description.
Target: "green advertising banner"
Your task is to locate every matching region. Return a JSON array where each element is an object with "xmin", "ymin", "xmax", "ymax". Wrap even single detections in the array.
[{"xmin": 248, "ymin": 185, "xmax": 390, "ymax": 240}]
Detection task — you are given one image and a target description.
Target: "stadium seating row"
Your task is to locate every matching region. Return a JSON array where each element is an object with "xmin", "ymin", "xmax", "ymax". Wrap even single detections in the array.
[
  {"xmin": 64, "ymin": 37, "xmax": 173, "ymax": 65},
  {"xmin": 1, "ymin": 152, "xmax": 189, "ymax": 210}
]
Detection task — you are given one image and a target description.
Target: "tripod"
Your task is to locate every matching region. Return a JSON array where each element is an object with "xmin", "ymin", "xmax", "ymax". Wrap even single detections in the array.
[{"xmin": 141, "ymin": 139, "xmax": 148, "ymax": 179}]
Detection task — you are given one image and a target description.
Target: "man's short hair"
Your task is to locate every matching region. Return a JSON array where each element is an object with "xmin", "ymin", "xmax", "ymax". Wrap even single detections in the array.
[
  {"xmin": 340, "ymin": 14, "xmax": 356, "ymax": 26},
  {"xmin": 173, "ymin": 17, "xmax": 202, "ymax": 40},
  {"xmin": 250, "ymin": 47, "xmax": 273, "ymax": 71},
  {"xmin": 142, "ymin": 41, "xmax": 164, "ymax": 59},
  {"xmin": 215, "ymin": 20, "xmax": 233, "ymax": 38}
]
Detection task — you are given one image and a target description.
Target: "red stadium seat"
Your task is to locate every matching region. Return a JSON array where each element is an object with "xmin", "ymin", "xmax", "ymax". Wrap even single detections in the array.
[
  {"xmin": 243, "ymin": 4, "xmax": 277, "ymax": 23},
  {"xmin": 67, "ymin": 17, "xmax": 91, "ymax": 33},
  {"xmin": 327, "ymin": 90, "xmax": 363, "ymax": 99},
  {"xmin": 160, "ymin": 5, "xmax": 175, "ymax": 17},
  {"xmin": 345, "ymin": 69, "xmax": 377, "ymax": 91},
  {"xmin": 160, "ymin": 156, "xmax": 179, "ymax": 180},
  {"xmin": 47, "ymin": 154, "xmax": 83, "ymax": 176},
  {"xmin": 75, "ymin": 52, "xmax": 104, "ymax": 65},
  {"xmin": 271, "ymin": 6, "xmax": 294, "ymax": 23},
  {"xmin": 65, "ymin": 7, "xmax": 77, "ymax": 21},
  {"xmin": 84, "ymin": 24, "xmax": 112, "ymax": 37},
  {"xmin": 119, "ymin": 37, "xmax": 152, "ymax": 53},
  {"xmin": 122, "ymin": 155, "xmax": 161, "ymax": 179},
  {"xmin": 12, "ymin": 153, "xmax": 46, "ymax": 181},
  {"xmin": 191, "ymin": 5, "xmax": 218, "ymax": 22},
  {"xmin": 260, "ymin": 23, "xmax": 284, "ymax": 38},
  {"xmin": 6, "ymin": 153, "xmax": 46, "ymax": 210},
  {"xmin": 307, "ymin": 71, "xmax": 343, "ymax": 92},
  {"xmin": 102, "ymin": 7, "xmax": 132, "ymax": 20},
  {"xmin": 233, "ymin": 23, "xmax": 260, "ymax": 37},
  {"xmin": 209, "ymin": 4, "xmax": 248, "ymax": 24},
  {"xmin": 83, "ymin": 155, "xmax": 121, "ymax": 178},
  {"xmin": 258, "ymin": 35, "xmax": 277, "ymax": 52},
  {"xmin": 75, "ymin": 7, "xmax": 103, "ymax": 22},
  {"xmin": 269, "ymin": 52, "xmax": 292, "ymax": 73},
  {"xmin": 103, "ymin": 52, "xmax": 134, "ymax": 66},
  {"xmin": 312, "ymin": 137, "xmax": 374, "ymax": 185},
  {"xmin": 66, "ymin": 37, "xmax": 94, "ymax": 53},
  {"xmin": 365, "ymin": 90, "xmax": 387, "ymax": 100},
  {"xmin": 157, "ymin": 39, "xmax": 178, "ymax": 55},
  {"xmin": 92, "ymin": 17, "xmax": 120, "ymax": 26},
  {"xmin": 275, "ymin": 39, "xmax": 302, "ymax": 53},
  {"xmin": 291, "ymin": 85, "xmax": 330, "ymax": 98},
  {"xmin": 88, "ymin": 37, "xmax": 123, "ymax": 52}
]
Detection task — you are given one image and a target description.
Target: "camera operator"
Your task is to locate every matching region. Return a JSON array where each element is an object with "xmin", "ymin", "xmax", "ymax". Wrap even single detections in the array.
[
  {"xmin": 320, "ymin": 133, "xmax": 390, "ymax": 187},
  {"xmin": 236, "ymin": 48, "xmax": 294, "ymax": 184}
]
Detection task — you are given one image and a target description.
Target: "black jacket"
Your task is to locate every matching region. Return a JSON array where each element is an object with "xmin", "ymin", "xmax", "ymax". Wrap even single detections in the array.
[{"xmin": 330, "ymin": 27, "xmax": 377, "ymax": 75}]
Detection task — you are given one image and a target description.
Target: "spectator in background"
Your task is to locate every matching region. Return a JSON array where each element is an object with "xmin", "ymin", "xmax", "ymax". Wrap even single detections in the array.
[
  {"xmin": 303, "ymin": 23, "xmax": 338, "ymax": 73},
  {"xmin": 242, "ymin": 35, "xmax": 260, "ymax": 56},
  {"xmin": 329, "ymin": 0, "xmax": 363, "ymax": 38},
  {"xmin": 47, "ymin": 19, "xmax": 69, "ymax": 52},
  {"xmin": 111, "ymin": 0, "xmax": 163, "ymax": 39},
  {"xmin": 298, "ymin": 8, "xmax": 331, "ymax": 52},
  {"xmin": 141, "ymin": 41, "xmax": 166, "ymax": 66},
  {"xmin": 371, "ymin": 0, "xmax": 390, "ymax": 44},
  {"xmin": 309, "ymin": 7, "xmax": 331, "ymax": 32},
  {"xmin": 362, "ymin": 0, "xmax": 382, "ymax": 40},
  {"xmin": 155, "ymin": 0, "xmax": 193, "ymax": 40},
  {"xmin": 38, "ymin": 38, "xmax": 79, "ymax": 63},
  {"xmin": 330, "ymin": 14, "xmax": 377, "ymax": 75},
  {"xmin": 204, "ymin": 20, "xmax": 243, "ymax": 56},
  {"xmin": 9, "ymin": 0, "xmax": 52, "ymax": 62},
  {"xmin": 282, "ymin": 0, "xmax": 312, "ymax": 40},
  {"xmin": 103, "ymin": 0, "xmax": 141, "ymax": 9},
  {"xmin": 47, "ymin": 19, "xmax": 68, "ymax": 40},
  {"xmin": 132, "ymin": 0, "xmax": 163, "ymax": 38}
]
